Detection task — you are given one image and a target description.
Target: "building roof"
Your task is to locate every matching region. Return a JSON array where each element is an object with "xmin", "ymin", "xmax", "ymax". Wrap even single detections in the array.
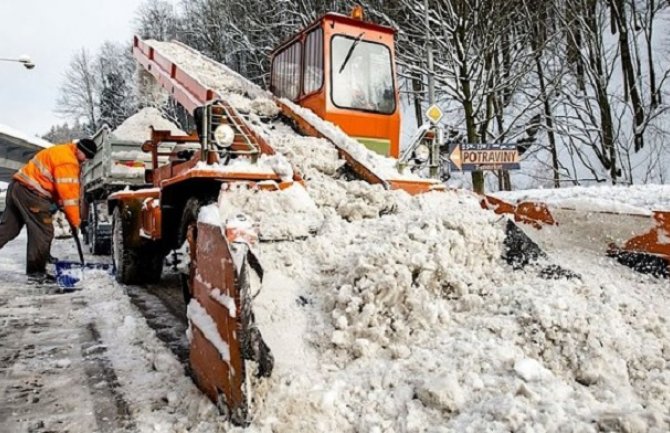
[{"xmin": 0, "ymin": 123, "xmax": 52, "ymax": 182}]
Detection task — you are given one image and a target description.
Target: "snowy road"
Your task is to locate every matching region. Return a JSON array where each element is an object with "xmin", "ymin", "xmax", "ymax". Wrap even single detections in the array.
[{"xmin": 0, "ymin": 232, "xmax": 223, "ymax": 433}]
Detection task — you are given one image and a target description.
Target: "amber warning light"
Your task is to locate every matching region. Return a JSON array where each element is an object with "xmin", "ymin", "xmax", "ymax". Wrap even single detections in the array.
[{"xmin": 351, "ymin": 5, "xmax": 365, "ymax": 20}]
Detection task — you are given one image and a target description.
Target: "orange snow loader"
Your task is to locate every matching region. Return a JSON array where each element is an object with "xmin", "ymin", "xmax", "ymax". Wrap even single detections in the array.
[
  {"xmin": 110, "ymin": 9, "xmax": 443, "ymax": 425},
  {"xmin": 111, "ymin": 6, "xmax": 668, "ymax": 428}
]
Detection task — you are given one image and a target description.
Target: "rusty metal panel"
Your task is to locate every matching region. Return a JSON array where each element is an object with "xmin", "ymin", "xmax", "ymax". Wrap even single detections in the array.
[{"xmin": 189, "ymin": 222, "xmax": 247, "ymax": 422}]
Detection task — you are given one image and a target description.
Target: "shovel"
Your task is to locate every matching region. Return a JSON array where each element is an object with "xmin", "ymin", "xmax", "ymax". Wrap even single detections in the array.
[{"xmin": 55, "ymin": 226, "xmax": 111, "ymax": 290}]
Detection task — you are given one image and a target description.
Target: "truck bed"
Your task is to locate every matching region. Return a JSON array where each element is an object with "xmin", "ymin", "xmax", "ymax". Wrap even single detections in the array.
[{"xmin": 82, "ymin": 126, "xmax": 150, "ymax": 194}]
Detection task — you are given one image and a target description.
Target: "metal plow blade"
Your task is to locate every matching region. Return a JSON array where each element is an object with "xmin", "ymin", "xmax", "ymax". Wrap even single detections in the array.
[
  {"xmin": 187, "ymin": 222, "xmax": 273, "ymax": 426},
  {"xmin": 516, "ymin": 207, "xmax": 670, "ymax": 278}
]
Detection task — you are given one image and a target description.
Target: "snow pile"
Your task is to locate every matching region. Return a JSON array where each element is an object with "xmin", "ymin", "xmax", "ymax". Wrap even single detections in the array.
[
  {"xmin": 266, "ymin": 129, "xmax": 402, "ymax": 221},
  {"xmin": 112, "ymin": 107, "xmax": 185, "ymax": 142},
  {"xmin": 230, "ymin": 114, "xmax": 670, "ymax": 432},
  {"xmin": 238, "ymin": 181, "xmax": 670, "ymax": 432}
]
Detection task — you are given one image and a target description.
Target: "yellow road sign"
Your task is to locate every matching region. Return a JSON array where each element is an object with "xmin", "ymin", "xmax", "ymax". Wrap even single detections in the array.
[{"xmin": 425, "ymin": 104, "xmax": 443, "ymax": 124}]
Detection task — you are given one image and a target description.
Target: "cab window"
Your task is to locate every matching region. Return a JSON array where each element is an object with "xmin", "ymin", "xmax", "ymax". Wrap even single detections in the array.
[
  {"xmin": 331, "ymin": 35, "xmax": 396, "ymax": 114},
  {"xmin": 303, "ymin": 27, "xmax": 323, "ymax": 95},
  {"xmin": 271, "ymin": 41, "xmax": 302, "ymax": 100}
]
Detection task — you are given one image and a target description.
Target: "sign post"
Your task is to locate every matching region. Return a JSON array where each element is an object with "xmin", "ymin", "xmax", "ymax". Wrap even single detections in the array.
[
  {"xmin": 449, "ymin": 143, "xmax": 520, "ymax": 171},
  {"xmin": 425, "ymin": 104, "xmax": 443, "ymax": 178}
]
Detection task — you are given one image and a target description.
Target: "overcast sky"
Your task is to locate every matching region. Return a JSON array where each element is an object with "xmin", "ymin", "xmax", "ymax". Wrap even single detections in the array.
[{"xmin": 0, "ymin": 0, "xmax": 153, "ymax": 139}]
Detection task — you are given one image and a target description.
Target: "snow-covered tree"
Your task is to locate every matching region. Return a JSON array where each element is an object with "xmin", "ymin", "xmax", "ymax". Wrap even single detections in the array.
[
  {"xmin": 135, "ymin": 0, "xmax": 180, "ymax": 41},
  {"xmin": 41, "ymin": 120, "xmax": 87, "ymax": 144},
  {"xmin": 97, "ymin": 42, "xmax": 137, "ymax": 130}
]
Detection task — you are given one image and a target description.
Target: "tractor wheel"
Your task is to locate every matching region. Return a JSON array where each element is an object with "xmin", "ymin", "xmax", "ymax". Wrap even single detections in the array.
[
  {"xmin": 112, "ymin": 207, "xmax": 142, "ymax": 284},
  {"xmin": 144, "ymin": 245, "xmax": 165, "ymax": 284},
  {"xmin": 178, "ymin": 197, "xmax": 203, "ymax": 306},
  {"xmin": 88, "ymin": 204, "xmax": 108, "ymax": 255}
]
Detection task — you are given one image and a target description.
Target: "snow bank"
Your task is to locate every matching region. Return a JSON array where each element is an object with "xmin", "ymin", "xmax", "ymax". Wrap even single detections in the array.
[
  {"xmin": 495, "ymin": 184, "xmax": 670, "ymax": 213},
  {"xmin": 236, "ymin": 108, "xmax": 670, "ymax": 432}
]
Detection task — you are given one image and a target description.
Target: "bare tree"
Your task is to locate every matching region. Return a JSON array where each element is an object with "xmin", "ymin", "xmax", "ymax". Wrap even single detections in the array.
[{"xmin": 55, "ymin": 48, "xmax": 99, "ymax": 132}]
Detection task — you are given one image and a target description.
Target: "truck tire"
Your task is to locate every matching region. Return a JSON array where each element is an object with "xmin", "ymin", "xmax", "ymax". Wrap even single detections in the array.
[
  {"xmin": 88, "ymin": 205, "xmax": 109, "ymax": 255},
  {"xmin": 144, "ymin": 245, "xmax": 165, "ymax": 284},
  {"xmin": 178, "ymin": 197, "xmax": 202, "ymax": 305},
  {"xmin": 112, "ymin": 207, "xmax": 142, "ymax": 284}
]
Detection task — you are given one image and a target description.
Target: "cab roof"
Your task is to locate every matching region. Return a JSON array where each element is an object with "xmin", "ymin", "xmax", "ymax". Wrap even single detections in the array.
[{"xmin": 271, "ymin": 12, "xmax": 396, "ymax": 56}]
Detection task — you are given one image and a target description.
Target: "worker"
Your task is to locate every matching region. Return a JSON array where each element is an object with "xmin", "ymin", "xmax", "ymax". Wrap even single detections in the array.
[{"xmin": 0, "ymin": 138, "xmax": 97, "ymax": 282}]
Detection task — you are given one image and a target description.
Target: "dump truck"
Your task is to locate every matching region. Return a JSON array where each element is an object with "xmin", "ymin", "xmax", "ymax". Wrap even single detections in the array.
[
  {"xmin": 81, "ymin": 109, "xmax": 184, "ymax": 254},
  {"xmin": 109, "ymin": 7, "xmax": 669, "ymax": 426}
]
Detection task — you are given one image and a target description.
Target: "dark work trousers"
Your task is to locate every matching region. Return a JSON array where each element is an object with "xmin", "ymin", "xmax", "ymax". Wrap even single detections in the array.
[{"xmin": 0, "ymin": 181, "xmax": 54, "ymax": 274}]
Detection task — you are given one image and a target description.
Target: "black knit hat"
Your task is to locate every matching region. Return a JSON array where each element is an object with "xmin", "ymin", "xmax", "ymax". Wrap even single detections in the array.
[{"xmin": 76, "ymin": 138, "xmax": 97, "ymax": 159}]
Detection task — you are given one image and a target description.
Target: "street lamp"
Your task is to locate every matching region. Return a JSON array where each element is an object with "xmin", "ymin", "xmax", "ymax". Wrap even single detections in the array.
[{"xmin": 0, "ymin": 55, "xmax": 35, "ymax": 70}]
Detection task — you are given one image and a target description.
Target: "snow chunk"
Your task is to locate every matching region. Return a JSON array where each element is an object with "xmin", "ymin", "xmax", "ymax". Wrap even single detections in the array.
[
  {"xmin": 514, "ymin": 358, "xmax": 550, "ymax": 382},
  {"xmin": 218, "ymin": 182, "xmax": 322, "ymax": 241},
  {"xmin": 415, "ymin": 374, "xmax": 465, "ymax": 412},
  {"xmin": 197, "ymin": 203, "xmax": 220, "ymax": 226},
  {"xmin": 250, "ymin": 97, "xmax": 280, "ymax": 117}
]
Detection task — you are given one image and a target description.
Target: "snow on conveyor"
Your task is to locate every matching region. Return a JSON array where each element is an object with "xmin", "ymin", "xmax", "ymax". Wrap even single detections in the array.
[
  {"xmin": 145, "ymin": 42, "xmax": 670, "ymax": 432},
  {"xmin": 146, "ymin": 40, "xmax": 420, "ymax": 181}
]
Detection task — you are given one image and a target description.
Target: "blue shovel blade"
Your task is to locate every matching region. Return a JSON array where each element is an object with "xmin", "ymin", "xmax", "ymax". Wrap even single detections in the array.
[{"xmin": 55, "ymin": 261, "xmax": 112, "ymax": 289}]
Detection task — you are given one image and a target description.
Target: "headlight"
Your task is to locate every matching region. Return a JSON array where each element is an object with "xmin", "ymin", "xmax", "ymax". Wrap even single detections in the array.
[
  {"xmin": 214, "ymin": 124, "xmax": 235, "ymax": 147},
  {"xmin": 414, "ymin": 144, "xmax": 430, "ymax": 161}
]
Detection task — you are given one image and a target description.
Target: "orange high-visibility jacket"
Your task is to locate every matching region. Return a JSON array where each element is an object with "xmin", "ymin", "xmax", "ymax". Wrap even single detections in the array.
[{"xmin": 13, "ymin": 142, "xmax": 82, "ymax": 228}]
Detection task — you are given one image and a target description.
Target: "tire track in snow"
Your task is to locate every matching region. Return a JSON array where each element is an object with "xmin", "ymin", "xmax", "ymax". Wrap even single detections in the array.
[{"xmin": 80, "ymin": 320, "xmax": 136, "ymax": 432}]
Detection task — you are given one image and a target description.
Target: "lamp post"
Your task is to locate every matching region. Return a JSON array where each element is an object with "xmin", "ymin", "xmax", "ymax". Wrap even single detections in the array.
[{"xmin": 0, "ymin": 55, "xmax": 35, "ymax": 70}]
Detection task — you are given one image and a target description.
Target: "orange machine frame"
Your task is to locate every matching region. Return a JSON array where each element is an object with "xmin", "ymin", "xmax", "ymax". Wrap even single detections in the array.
[{"xmin": 270, "ymin": 12, "xmax": 401, "ymax": 158}]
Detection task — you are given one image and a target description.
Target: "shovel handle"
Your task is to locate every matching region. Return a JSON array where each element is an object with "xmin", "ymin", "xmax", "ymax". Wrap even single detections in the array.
[{"xmin": 71, "ymin": 225, "xmax": 85, "ymax": 266}]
